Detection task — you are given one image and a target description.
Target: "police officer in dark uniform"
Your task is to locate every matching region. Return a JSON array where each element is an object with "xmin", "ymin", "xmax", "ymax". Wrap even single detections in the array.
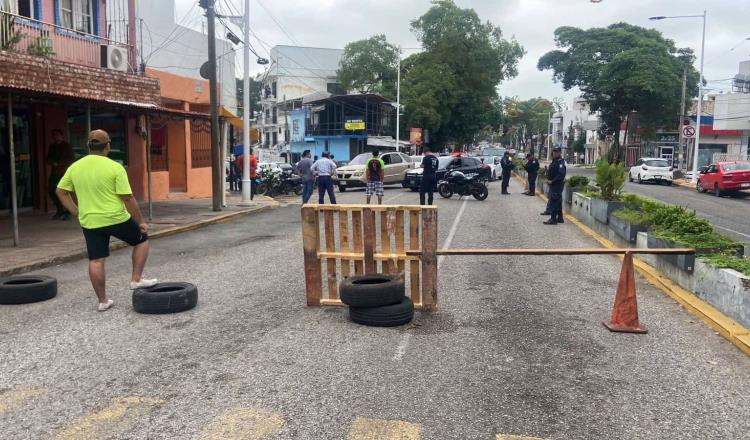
[
  {"xmin": 499, "ymin": 152, "xmax": 514, "ymax": 195},
  {"xmin": 544, "ymin": 147, "xmax": 566, "ymax": 225},
  {"xmin": 420, "ymin": 145, "xmax": 440, "ymax": 205},
  {"xmin": 523, "ymin": 152, "xmax": 540, "ymax": 196}
]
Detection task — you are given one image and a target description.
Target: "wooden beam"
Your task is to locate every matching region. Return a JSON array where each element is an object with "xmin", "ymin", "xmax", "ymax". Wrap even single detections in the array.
[
  {"xmin": 324, "ymin": 210, "xmax": 338, "ymax": 300},
  {"xmin": 407, "ymin": 248, "xmax": 695, "ymax": 256},
  {"xmin": 307, "ymin": 203, "xmax": 437, "ymax": 212},
  {"xmin": 301, "ymin": 207, "xmax": 322, "ymax": 306},
  {"xmin": 317, "ymin": 251, "xmax": 421, "ymax": 261},
  {"xmin": 408, "ymin": 210, "xmax": 420, "ymax": 305},
  {"xmin": 339, "ymin": 210, "xmax": 350, "ymax": 279},
  {"xmin": 395, "ymin": 209, "xmax": 405, "ymax": 274},
  {"xmin": 352, "ymin": 210, "xmax": 364, "ymax": 275},
  {"xmin": 421, "ymin": 208, "xmax": 438, "ymax": 311},
  {"xmin": 362, "ymin": 207, "xmax": 376, "ymax": 273}
]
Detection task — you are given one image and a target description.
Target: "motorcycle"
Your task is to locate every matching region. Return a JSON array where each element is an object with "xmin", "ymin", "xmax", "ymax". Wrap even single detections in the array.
[
  {"xmin": 438, "ymin": 170, "xmax": 489, "ymax": 201},
  {"xmin": 259, "ymin": 168, "xmax": 303, "ymax": 197}
]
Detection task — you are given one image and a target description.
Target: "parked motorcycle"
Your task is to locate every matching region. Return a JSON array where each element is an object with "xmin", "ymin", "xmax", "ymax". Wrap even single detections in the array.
[
  {"xmin": 259, "ymin": 168, "xmax": 303, "ymax": 197},
  {"xmin": 438, "ymin": 170, "xmax": 489, "ymax": 201}
]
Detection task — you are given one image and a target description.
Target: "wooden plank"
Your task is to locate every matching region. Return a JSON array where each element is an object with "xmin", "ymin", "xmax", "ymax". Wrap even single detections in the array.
[
  {"xmin": 421, "ymin": 208, "xmax": 438, "ymax": 312},
  {"xmin": 317, "ymin": 251, "xmax": 420, "ymax": 261},
  {"xmin": 381, "ymin": 209, "xmax": 398, "ymax": 273},
  {"xmin": 324, "ymin": 210, "xmax": 338, "ymax": 300},
  {"xmin": 395, "ymin": 210, "xmax": 405, "ymax": 273},
  {"xmin": 362, "ymin": 208, "xmax": 377, "ymax": 274},
  {"xmin": 407, "ymin": 248, "xmax": 696, "ymax": 256},
  {"xmin": 408, "ymin": 210, "xmax": 420, "ymax": 305},
  {"xmin": 321, "ymin": 298, "xmax": 425, "ymax": 310},
  {"xmin": 310, "ymin": 204, "xmax": 434, "ymax": 211},
  {"xmin": 301, "ymin": 207, "xmax": 322, "ymax": 306},
  {"xmin": 352, "ymin": 210, "xmax": 364, "ymax": 275},
  {"xmin": 339, "ymin": 210, "xmax": 351, "ymax": 279}
]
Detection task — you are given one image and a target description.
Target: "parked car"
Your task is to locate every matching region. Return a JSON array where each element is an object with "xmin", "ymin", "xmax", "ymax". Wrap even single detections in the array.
[
  {"xmin": 477, "ymin": 155, "xmax": 501, "ymax": 180},
  {"xmin": 697, "ymin": 161, "xmax": 750, "ymax": 196},
  {"xmin": 335, "ymin": 152, "xmax": 413, "ymax": 191},
  {"xmin": 403, "ymin": 156, "xmax": 491, "ymax": 191},
  {"xmin": 410, "ymin": 155, "xmax": 424, "ymax": 169},
  {"xmin": 628, "ymin": 158, "xmax": 674, "ymax": 185}
]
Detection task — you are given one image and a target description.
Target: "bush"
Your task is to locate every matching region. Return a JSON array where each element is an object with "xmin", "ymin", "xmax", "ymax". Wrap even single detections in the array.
[
  {"xmin": 566, "ymin": 175, "xmax": 589, "ymax": 188},
  {"xmin": 594, "ymin": 160, "xmax": 625, "ymax": 201},
  {"xmin": 702, "ymin": 253, "xmax": 750, "ymax": 277}
]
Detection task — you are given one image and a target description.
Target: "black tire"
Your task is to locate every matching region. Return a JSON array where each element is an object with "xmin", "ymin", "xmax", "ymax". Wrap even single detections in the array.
[
  {"xmin": 339, "ymin": 274, "xmax": 404, "ymax": 308},
  {"xmin": 438, "ymin": 183, "xmax": 453, "ymax": 199},
  {"xmin": 257, "ymin": 182, "xmax": 269, "ymax": 195},
  {"xmin": 339, "ymin": 185, "xmax": 347, "ymax": 192},
  {"xmin": 0, "ymin": 275, "xmax": 57, "ymax": 305},
  {"xmin": 349, "ymin": 296, "xmax": 414, "ymax": 327},
  {"xmin": 696, "ymin": 181, "xmax": 706, "ymax": 193},
  {"xmin": 132, "ymin": 282, "xmax": 198, "ymax": 314},
  {"xmin": 472, "ymin": 184, "xmax": 489, "ymax": 201},
  {"xmin": 628, "ymin": 173, "xmax": 633, "ymax": 183},
  {"xmin": 294, "ymin": 184, "xmax": 303, "ymax": 196},
  {"xmin": 637, "ymin": 174, "xmax": 643, "ymax": 184},
  {"xmin": 714, "ymin": 184, "xmax": 722, "ymax": 197}
]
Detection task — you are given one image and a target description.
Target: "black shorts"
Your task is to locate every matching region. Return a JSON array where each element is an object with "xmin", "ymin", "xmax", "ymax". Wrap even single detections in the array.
[{"xmin": 82, "ymin": 218, "xmax": 148, "ymax": 260}]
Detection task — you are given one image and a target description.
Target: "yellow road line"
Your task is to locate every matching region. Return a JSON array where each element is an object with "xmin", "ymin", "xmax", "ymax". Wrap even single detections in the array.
[
  {"xmin": 54, "ymin": 396, "xmax": 162, "ymax": 440},
  {"xmin": 347, "ymin": 417, "xmax": 422, "ymax": 440},
  {"xmin": 198, "ymin": 407, "xmax": 284, "ymax": 440},
  {"xmin": 521, "ymin": 171, "xmax": 750, "ymax": 357},
  {"xmin": 496, "ymin": 435, "xmax": 550, "ymax": 440},
  {"xmin": 0, "ymin": 387, "xmax": 47, "ymax": 414}
]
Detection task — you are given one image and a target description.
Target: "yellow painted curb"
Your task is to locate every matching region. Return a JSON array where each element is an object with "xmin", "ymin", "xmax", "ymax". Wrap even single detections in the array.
[{"xmin": 517, "ymin": 172, "xmax": 750, "ymax": 358}]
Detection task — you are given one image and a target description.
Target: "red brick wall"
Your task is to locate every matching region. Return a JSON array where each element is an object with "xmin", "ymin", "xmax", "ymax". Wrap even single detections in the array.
[{"xmin": 0, "ymin": 50, "xmax": 160, "ymax": 105}]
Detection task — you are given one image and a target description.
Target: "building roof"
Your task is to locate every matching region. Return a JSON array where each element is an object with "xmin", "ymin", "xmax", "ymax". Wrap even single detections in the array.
[{"xmin": 305, "ymin": 93, "xmax": 392, "ymax": 106}]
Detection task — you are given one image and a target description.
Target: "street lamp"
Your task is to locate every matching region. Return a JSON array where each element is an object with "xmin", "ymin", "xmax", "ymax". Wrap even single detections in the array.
[{"xmin": 650, "ymin": 11, "xmax": 706, "ymax": 183}]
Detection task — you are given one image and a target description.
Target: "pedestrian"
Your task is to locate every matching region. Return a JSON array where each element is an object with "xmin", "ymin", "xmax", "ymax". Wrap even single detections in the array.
[
  {"xmin": 500, "ymin": 151, "xmax": 514, "ymax": 195},
  {"xmin": 296, "ymin": 149, "xmax": 315, "ymax": 204},
  {"xmin": 55, "ymin": 130, "xmax": 157, "ymax": 312},
  {"xmin": 311, "ymin": 151, "xmax": 337, "ymax": 204},
  {"xmin": 420, "ymin": 145, "xmax": 439, "ymax": 206},
  {"xmin": 236, "ymin": 147, "xmax": 258, "ymax": 199},
  {"xmin": 365, "ymin": 150, "xmax": 385, "ymax": 205},
  {"xmin": 47, "ymin": 129, "xmax": 75, "ymax": 220},
  {"xmin": 228, "ymin": 154, "xmax": 238, "ymax": 191},
  {"xmin": 524, "ymin": 152, "xmax": 540, "ymax": 196},
  {"xmin": 544, "ymin": 147, "xmax": 567, "ymax": 225}
]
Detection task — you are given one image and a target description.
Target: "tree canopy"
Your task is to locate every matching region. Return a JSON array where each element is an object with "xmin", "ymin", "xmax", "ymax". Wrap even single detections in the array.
[
  {"xmin": 538, "ymin": 23, "xmax": 699, "ymax": 162},
  {"xmin": 338, "ymin": 34, "xmax": 399, "ymax": 100}
]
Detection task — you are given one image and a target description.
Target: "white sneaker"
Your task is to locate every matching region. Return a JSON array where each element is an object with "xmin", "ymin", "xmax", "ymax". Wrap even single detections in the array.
[
  {"xmin": 97, "ymin": 299, "xmax": 114, "ymax": 312},
  {"xmin": 130, "ymin": 278, "xmax": 158, "ymax": 290}
]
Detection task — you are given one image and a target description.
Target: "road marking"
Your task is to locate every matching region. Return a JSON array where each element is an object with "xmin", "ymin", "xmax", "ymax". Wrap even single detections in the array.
[
  {"xmin": 438, "ymin": 198, "xmax": 468, "ymax": 268},
  {"xmin": 385, "ymin": 191, "xmax": 407, "ymax": 203},
  {"xmin": 347, "ymin": 417, "xmax": 421, "ymax": 440},
  {"xmin": 54, "ymin": 396, "xmax": 162, "ymax": 440},
  {"xmin": 0, "ymin": 387, "xmax": 47, "ymax": 414},
  {"xmin": 496, "ymin": 435, "xmax": 550, "ymax": 440},
  {"xmin": 392, "ymin": 333, "xmax": 412, "ymax": 361},
  {"xmin": 711, "ymin": 224, "xmax": 750, "ymax": 239},
  {"xmin": 198, "ymin": 407, "xmax": 284, "ymax": 440}
]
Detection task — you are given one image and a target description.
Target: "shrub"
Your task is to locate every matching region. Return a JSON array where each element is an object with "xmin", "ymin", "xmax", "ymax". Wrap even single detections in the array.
[
  {"xmin": 611, "ymin": 207, "xmax": 648, "ymax": 225},
  {"xmin": 566, "ymin": 175, "xmax": 589, "ymax": 188},
  {"xmin": 702, "ymin": 253, "xmax": 750, "ymax": 277},
  {"xmin": 594, "ymin": 160, "xmax": 625, "ymax": 201}
]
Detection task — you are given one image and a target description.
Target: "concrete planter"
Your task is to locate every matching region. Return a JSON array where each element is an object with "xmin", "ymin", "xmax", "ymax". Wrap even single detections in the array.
[
  {"xmin": 647, "ymin": 235, "xmax": 696, "ymax": 272},
  {"xmin": 695, "ymin": 262, "xmax": 750, "ymax": 330},
  {"xmin": 590, "ymin": 197, "xmax": 624, "ymax": 224},
  {"xmin": 564, "ymin": 186, "xmax": 587, "ymax": 205},
  {"xmin": 571, "ymin": 192, "xmax": 593, "ymax": 227},
  {"xmin": 609, "ymin": 214, "xmax": 647, "ymax": 243}
]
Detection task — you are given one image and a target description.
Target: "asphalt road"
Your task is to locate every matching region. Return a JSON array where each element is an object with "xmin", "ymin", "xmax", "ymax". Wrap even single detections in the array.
[
  {"xmin": 2, "ymin": 180, "xmax": 749, "ymax": 439},
  {"xmin": 567, "ymin": 166, "xmax": 750, "ymax": 241}
]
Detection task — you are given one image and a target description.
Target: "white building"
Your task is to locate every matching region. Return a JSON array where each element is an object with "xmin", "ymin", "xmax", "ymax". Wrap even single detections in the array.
[
  {"xmin": 136, "ymin": 0, "xmax": 238, "ymax": 113},
  {"xmin": 258, "ymin": 45, "xmax": 344, "ymax": 150},
  {"xmin": 712, "ymin": 60, "xmax": 750, "ymax": 161},
  {"xmin": 550, "ymin": 97, "xmax": 604, "ymax": 163}
]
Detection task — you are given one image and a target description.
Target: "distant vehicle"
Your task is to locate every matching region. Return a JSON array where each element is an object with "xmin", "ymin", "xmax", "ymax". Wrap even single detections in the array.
[
  {"xmin": 410, "ymin": 155, "xmax": 424, "ymax": 169},
  {"xmin": 697, "ymin": 161, "xmax": 750, "ymax": 197},
  {"xmin": 335, "ymin": 152, "xmax": 413, "ymax": 191},
  {"xmin": 481, "ymin": 147, "xmax": 507, "ymax": 158},
  {"xmin": 477, "ymin": 155, "xmax": 501, "ymax": 180},
  {"xmin": 628, "ymin": 158, "xmax": 673, "ymax": 185},
  {"xmin": 403, "ymin": 156, "xmax": 490, "ymax": 191}
]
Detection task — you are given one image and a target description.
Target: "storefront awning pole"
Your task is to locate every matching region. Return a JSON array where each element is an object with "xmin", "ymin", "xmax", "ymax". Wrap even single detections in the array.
[
  {"xmin": 7, "ymin": 92, "xmax": 19, "ymax": 246},
  {"xmin": 220, "ymin": 118, "xmax": 227, "ymax": 207},
  {"xmin": 145, "ymin": 114, "xmax": 152, "ymax": 221}
]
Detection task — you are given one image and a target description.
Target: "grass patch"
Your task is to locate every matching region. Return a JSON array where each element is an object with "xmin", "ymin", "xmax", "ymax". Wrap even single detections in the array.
[{"xmin": 702, "ymin": 253, "xmax": 750, "ymax": 277}]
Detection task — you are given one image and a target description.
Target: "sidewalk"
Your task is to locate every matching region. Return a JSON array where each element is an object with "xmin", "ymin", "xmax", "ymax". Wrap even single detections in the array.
[{"xmin": 0, "ymin": 193, "xmax": 278, "ymax": 276}]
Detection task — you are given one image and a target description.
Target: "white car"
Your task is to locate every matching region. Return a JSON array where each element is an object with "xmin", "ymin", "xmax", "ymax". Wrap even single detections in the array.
[
  {"xmin": 477, "ymin": 155, "xmax": 501, "ymax": 180},
  {"xmin": 628, "ymin": 158, "xmax": 674, "ymax": 185},
  {"xmin": 410, "ymin": 155, "xmax": 424, "ymax": 169}
]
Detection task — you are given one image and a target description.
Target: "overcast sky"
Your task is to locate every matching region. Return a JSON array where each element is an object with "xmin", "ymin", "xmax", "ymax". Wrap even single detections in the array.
[{"xmin": 176, "ymin": 0, "xmax": 750, "ymax": 104}]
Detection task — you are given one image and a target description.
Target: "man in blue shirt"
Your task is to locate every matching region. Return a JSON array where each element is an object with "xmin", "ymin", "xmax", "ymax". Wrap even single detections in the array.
[
  {"xmin": 311, "ymin": 151, "xmax": 337, "ymax": 204},
  {"xmin": 544, "ymin": 147, "xmax": 567, "ymax": 225},
  {"xmin": 296, "ymin": 150, "xmax": 315, "ymax": 204}
]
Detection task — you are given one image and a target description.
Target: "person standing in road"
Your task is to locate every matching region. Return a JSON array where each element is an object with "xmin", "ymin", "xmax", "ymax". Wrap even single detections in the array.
[
  {"xmin": 365, "ymin": 150, "xmax": 385, "ymax": 205},
  {"xmin": 524, "ymin": 152, "xmax": 540, "ymax": 196},
  {"xmin": 311, "ymin": 151, "xmax": 337, "ymax": 204},
  {"xmin": 500, "ymin": 152, "xmax": 514, "ymax": 195},
  {"xmin": 47, "ymin": 129, "xmax": 75, "ymax": 220},
  {"xmin": 55, "ymin": 130, "xmax": 157, "ymax": 312},
  {"xmin": 236, "ymin": 147, "xmax": 258, "ymax": 199},
  {"xmin": 296, "ymin": 149, "xmax": 314, "ymax": 204},
  {"xmin": 544, "ymin": 147, "xmax": 567, "ymax": 225},
  {"xmin": 420, "ymin": 146, "xmax": 439, "ymax": 206}
]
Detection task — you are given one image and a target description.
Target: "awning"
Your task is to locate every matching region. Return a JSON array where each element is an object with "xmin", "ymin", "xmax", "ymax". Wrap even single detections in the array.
[{"xmin": 221, "ymin": 106, "xmax": 243, "ymax": 130}]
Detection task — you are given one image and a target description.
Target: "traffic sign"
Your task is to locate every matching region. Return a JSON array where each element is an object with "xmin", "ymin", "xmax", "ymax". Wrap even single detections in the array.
[{"xmin": 682, "ymin": 125, "xmax": 696, "ymax": 139}]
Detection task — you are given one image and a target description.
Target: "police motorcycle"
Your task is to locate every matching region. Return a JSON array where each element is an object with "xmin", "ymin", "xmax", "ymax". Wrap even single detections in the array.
[
  {"xmin": 437, "ymin": 169, "xmax": 489, "ymax": 201},
  {"xmin": 259, "ymin": 166, "xmax": 303, "ymax": 197}
]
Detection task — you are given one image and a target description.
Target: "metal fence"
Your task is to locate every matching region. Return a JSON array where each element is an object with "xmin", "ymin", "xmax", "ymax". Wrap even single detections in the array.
[{"xmin": 712, "ymin": 153, "xmax": 749, "ymax": 163}]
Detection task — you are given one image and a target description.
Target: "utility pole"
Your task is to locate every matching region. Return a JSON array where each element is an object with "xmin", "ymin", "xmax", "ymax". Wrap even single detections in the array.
[
  {"xmin": 395, "ymin": 46, "xmax": 401, "ymax": 152},
  {"xmin": 200, "ymin": 0, "xmax": 222, "ymax": 211},
  {"xmin": 241, "ymin": 0, "xmax": 252, "ymax": 202},
  {"xmin": 677, "ymin": 67, "xmax": 687, "ymax": 169}
]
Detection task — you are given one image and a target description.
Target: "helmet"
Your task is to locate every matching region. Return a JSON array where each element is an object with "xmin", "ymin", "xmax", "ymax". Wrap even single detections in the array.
[{"xmin": 448, "ymin": 170, "xmax": 467, "ymax": 181}]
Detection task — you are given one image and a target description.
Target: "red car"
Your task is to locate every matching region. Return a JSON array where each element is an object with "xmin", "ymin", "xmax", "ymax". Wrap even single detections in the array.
[{"xmin": 696, "ymin": 161, "xmax": 750, "ymax": 196}]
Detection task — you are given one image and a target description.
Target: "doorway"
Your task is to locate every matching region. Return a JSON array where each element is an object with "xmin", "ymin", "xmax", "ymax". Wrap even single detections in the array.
[{"xmin": 0, "ymin": 109, "xmax": 33, "ymax": 212}]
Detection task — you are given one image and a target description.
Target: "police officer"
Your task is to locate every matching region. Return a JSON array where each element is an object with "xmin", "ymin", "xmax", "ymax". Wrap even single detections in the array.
[
  {"xmin": 420, "ymin": 145, "xmax": 440, "ymax": 206},
  {"xmin": 544, "ymin": 147, "xmax": 566, "ymax": 225},
  {"xmin": 523, "ymin": 152, "xmax": 540, "ymax": 196},
  {"xmin": 499, "ymin": 151, "xmax": 514, "ymax": 195}
]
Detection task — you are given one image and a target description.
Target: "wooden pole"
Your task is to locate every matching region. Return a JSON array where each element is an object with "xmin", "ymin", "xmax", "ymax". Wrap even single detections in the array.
[
  {"xmin": 301, "ymin": 206, "xmax": 322, "ymax": 306},
  {"xmin": 145, "ymin": 113, "xmax": 153, "ymax": 221},
  {"xmin": 362, "ymin": 207, "xmax": 376, "ymax": 273},
  {"xmin": 420, "ymin": 208, "xmax": 438, "ymax": 311}
]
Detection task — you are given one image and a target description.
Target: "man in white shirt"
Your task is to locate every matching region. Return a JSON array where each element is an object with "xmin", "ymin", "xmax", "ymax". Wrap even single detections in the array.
[{"xmin": 311, "ymin": 151, "xmax": 337, "ymax": 204}]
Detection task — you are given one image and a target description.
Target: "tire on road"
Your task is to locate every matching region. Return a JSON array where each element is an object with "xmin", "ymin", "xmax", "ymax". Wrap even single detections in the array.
[
  {"xmin": 339, "ymin": 185, "xmax": 347, "ymax": 192},
  {"xmin": 696, "ymin": 181, "xmax": 706, "ymax": 193},
  {"xmin": 0, "ymin": 275, "xmax": 57, "ymax": 305},
  {"xmin": 339, "ymin": 274, "xmax": 404, "ymax": 308},
  {"xmin": 438, "ymin": 183, "xmax": 453, "ymax": 198},
  {"xmin": 349, "ymin": 296, "xmax": 414, "ymax": 327},
  {"xmin": 132, "ymin": 282, "xmax": 198, "ymax": 314},
  {"xmin": 472, "ymin": 184, "xmax": 489, "ymax": 201},
  {"xmin": 714, "ymin": 184, "xmax": 722, "ymax": 197}
]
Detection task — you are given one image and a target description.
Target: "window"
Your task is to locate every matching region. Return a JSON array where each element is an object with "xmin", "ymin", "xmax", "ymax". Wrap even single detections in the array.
[
  {"xmin": 190, "ymin": 119, "xmax": 211, "ymax": 168},
  {"xmin": 381, "ymin": 154, "xmax": 392, "ymax": 165},
  {"xmin": 59, "ymin": 0, "xmax": 93, "ymax": 34},
  {"xmin": 17, "ymin": 0, "xmax": 34, "ymax": 18},
  {"xmin": 389, "ymin": 153, "xmax": 402, "ymax": 164}
]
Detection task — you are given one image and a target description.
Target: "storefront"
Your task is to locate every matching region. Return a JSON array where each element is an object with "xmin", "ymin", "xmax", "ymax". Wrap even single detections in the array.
[{"xmin": 0, "ymin": 107, "xmax": 32, "ymax": 212}]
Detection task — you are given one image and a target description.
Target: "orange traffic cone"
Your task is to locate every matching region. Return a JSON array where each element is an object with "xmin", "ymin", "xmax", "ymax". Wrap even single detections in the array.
[{"xmin": 603, "ymin": 252, "xmax": 648, "ymax": 334}]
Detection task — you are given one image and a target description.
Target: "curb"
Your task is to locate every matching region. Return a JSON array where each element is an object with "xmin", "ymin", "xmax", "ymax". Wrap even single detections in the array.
[
  {"xmin": 0, "ymin": 204, "xmax": 277, "ymax": 277},
  {"xmin": 520, "ymin": 175, "xmax": 750, "ymax": 357}
]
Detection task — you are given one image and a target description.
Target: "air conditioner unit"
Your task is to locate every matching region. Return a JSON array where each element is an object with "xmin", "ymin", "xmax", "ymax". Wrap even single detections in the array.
[{"xmin": 100, "ymin": 45, "xmax": 128, "ymax": 72}]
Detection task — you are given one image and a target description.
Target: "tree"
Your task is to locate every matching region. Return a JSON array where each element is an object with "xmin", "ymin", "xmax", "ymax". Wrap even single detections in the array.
[
  {"xmin": 503, "ymin": 97, "xmax": 555, "ymax": 149},
  {"xmin": 400, "ymin": 0, "xmax": 524, "ymax": 147},
  {"xmin": 338, "ymin": 34, "xmax": 399, "ymax": 99},
  {"xmin": 538, "ymin": 23, "xmax": 699, "ymax": 163},
  {"xmin": 236, "ymin": 77, "xmax": 261, "ymax": 118}
]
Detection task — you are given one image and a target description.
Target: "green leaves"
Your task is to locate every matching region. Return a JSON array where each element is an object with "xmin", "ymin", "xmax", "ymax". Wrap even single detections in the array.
[
  {"xmin": 338, "ymin": 34, "xmax": 399, "ymax": 100},
  {"xmin": 595, "ymin": 160, "xmax": 626, "ymax": 201}
]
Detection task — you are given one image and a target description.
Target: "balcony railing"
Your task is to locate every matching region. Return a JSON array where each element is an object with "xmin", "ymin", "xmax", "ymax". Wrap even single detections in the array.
[{"xmin": 0, "ymin": 10, "xmax": 132, "ymax": 70}]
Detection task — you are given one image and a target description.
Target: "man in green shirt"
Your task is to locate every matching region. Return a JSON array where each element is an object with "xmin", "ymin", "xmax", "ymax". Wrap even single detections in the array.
[{"xmin": 56, "ymin": 130, "xmax": 157, "ymax": 312}]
